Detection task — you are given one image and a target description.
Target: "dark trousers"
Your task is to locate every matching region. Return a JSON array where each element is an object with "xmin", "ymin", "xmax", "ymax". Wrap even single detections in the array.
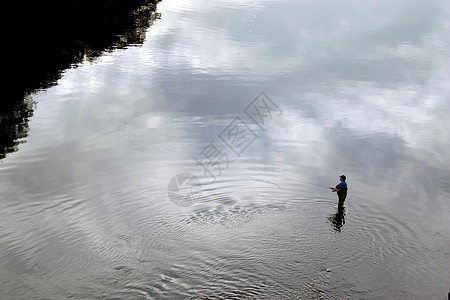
[{"xmin": 337, "ymin": 189, "xmax": 347, "ymax": 210}]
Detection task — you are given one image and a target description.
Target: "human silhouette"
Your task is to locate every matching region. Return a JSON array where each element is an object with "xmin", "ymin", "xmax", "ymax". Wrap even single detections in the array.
[{"xmin": 329, "ymin": 175, "xmax": 348, "ymax": 211}]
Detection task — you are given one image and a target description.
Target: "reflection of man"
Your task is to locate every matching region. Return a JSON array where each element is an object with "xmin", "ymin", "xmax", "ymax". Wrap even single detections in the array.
[
  {"xmin": 329, "ymin": 175, "xmax": 348, "ymax": 211},
  {"xmin": 330, "ymin": 210, "xmax": 345, "ymax": 232}
]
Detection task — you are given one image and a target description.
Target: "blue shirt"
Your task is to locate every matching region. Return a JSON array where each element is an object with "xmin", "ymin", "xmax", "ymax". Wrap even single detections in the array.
[{"xmin": 336, "ymin": 181, "xmax": 347, "ymax": 190}]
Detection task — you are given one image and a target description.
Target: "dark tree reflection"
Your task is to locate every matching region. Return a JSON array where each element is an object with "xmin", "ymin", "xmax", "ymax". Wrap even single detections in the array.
[
  {"xmin": 0, "ymin": 98, "xmax": 35, "ymax": 159},
  {"xmin": 1, "ymin": 0, "xmax": 161, "ymax": 159}
]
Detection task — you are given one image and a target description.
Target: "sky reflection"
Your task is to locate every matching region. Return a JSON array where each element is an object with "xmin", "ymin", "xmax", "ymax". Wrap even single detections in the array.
[
  {"xmin": 1, "ymin": 0, "xmax": 449, "ymax": 298},
  {"xmin": 7, "ymin": 0, "xmax": 449, "ymax": 209}
]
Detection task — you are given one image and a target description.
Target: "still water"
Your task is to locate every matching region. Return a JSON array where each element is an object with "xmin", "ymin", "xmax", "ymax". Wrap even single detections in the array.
[{"xmin": 1, "ymin": 0, "xmax": 450, "ymax": 298}]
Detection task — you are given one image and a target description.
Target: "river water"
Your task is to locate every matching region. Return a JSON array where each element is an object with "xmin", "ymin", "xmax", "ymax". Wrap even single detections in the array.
[{"xmin": 1, "ymin": 0, "xmax": 449, "ymax": 299}]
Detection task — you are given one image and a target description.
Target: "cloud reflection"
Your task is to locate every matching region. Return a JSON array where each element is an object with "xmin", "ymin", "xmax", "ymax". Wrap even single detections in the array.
[{"xmin": 1, "ymin": 0, "xmax": 450, "ymax": 298}]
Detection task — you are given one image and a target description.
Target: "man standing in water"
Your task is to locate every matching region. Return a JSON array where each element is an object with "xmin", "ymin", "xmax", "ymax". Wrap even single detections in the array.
[{"xmin": 329, "ymin": 175, "xmax": 348, "ymax": 212}]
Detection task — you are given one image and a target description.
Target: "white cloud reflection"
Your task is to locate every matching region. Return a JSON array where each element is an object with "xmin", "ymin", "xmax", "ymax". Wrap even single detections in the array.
[
  {"xmin": 21, "ymin": 0, "xmax": 450, "ymax": 175},
  {"xmin": 1, "ymin": 1, "xmax": 450, "ymax": 297}
]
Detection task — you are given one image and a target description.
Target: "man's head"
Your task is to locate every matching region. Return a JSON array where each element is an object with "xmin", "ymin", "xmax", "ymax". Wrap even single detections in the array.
[{"xmin": 339, "ymin": 175, "xmax": 346, "ymax": 181}]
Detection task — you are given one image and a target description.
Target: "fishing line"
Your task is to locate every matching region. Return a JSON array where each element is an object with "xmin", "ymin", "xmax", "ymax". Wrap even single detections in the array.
[{"xmin": 297, "ymin": 180, "xmax": 330, "ymax": 189}]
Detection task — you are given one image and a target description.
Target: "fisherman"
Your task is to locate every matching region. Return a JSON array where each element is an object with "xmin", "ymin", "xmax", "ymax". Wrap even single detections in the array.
[{"xmin": 329, "ymin": 175, "xmax": 348, "ymax": 211}]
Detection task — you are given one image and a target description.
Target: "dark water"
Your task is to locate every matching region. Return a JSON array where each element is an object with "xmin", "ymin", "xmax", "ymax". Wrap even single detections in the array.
[{"xmin": 1, "ymin": 0, "xmax": 450, "ymax": 299}]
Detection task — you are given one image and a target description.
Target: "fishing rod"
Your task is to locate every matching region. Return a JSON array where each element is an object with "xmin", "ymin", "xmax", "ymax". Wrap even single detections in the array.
[
  {"xmin": 248, "ymin": 177, "xmax": 332, "ymax": 190},
  {"xmin": 297, "ymin": 180, "xmax": 330, "ymax": 189}
]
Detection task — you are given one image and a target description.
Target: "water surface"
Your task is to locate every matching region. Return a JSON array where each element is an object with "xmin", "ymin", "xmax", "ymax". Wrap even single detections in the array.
[{"xmin": 1, "ymin": 0, "xmax": 449, "ymax": 299}]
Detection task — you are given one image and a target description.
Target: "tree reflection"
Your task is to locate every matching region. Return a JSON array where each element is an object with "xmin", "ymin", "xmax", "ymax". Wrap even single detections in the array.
[
  {"xmin": 0, "ymin": 98, "xmax": 35, "ymax": 159},
  {"xmin": 1, "ymin": 0, "xmax": 161, "ymax": 159}
]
